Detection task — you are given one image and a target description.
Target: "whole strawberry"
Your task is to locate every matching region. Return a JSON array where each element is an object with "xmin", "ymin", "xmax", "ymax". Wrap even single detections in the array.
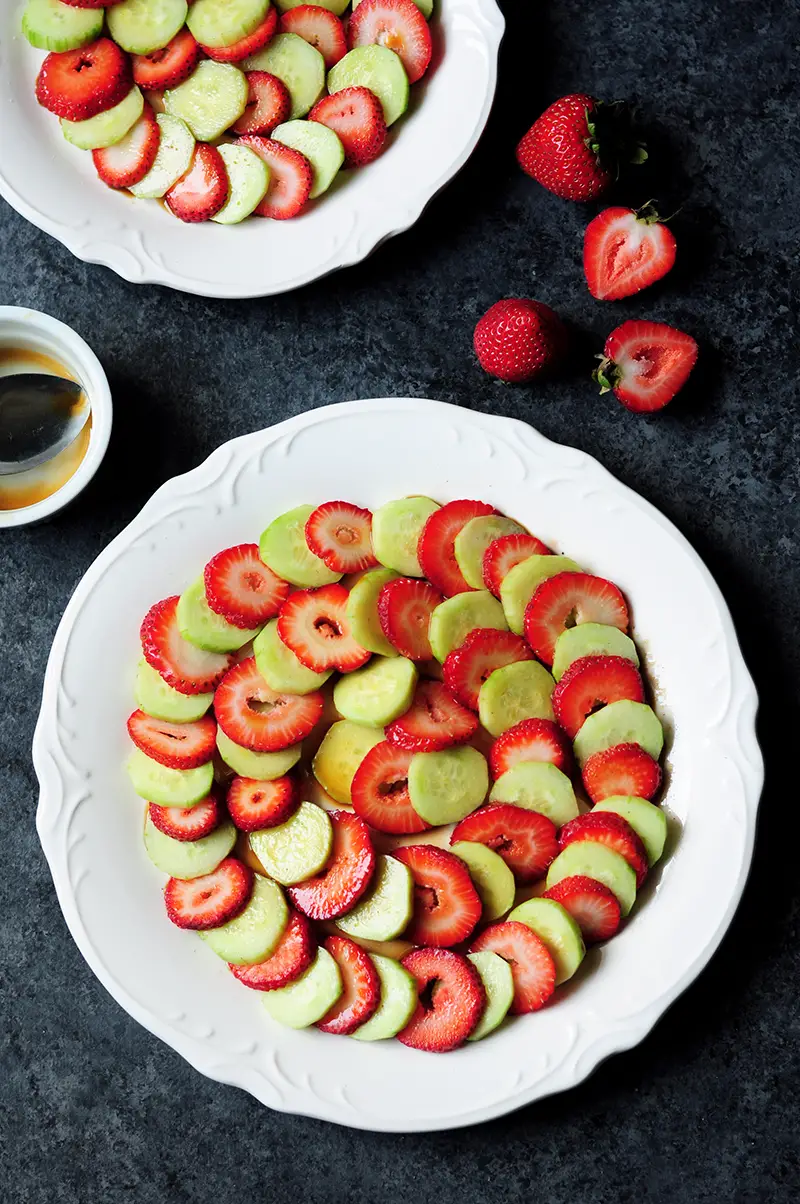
[
  {"xmin": 517, "ymin": 94, "xmax": 632, "ymax": 202},
  {"xmin": 474, "ymin": 299, "xmax": 567, "ymax": 383}
]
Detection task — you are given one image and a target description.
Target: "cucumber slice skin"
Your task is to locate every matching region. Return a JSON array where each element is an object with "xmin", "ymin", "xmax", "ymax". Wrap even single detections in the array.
[
  {"xmin": 592, "ymin": 796, "xmax": 668, "ymax": 865},
  {"xmin": 501, "ymin": 555, "xmax": 582, "ymax": 635},
  {"xmin": 129, "ymin": 113, "xmax": 195, "ymax": 199},
  {"xmin": 546, "ymin": 842, "xmax": 637, "ymax": 916},
  {"xmin": 216, "ymin": 727, "xmax": 302, "ymax": 779},
  {"xmin": 573, "ymin": 700, "xmax": 665, "ymax": 766},
  {"xmin": 428, "ymin": 590, "xmax": 508, "ymax": 663},
  {"xmin": 187, "ymin": 0, "xmax": 269, "ymax": 48},
  {"xmin": 328, "ymin": 47, "xmax": 410, "ymax": 128},
  {"xmin": 451, "ymin": 841, "xmax": 515, "ymax": 921},
  {"xmin": 351, "ymin": 953, "xmax": 417, "ymax": 1041},
  {"xmin": 135, "ymin": 659, "xmax": 214, "ymax": 723},
  {"xmin": 177, "ymin": 577, "xmax": 260, "ymax": 653},
  {"xmin": 245, "ymin": 34, "xmax": 326, "ymax": 120},
  {"xmin": 61, "ymin": 87, "xmax": 145, "ymax": 151},
  {"xmin": 249, "ymin": 801, "xmax": 333, "ymax": 885},
  {"xmin": 489, "ymin": 761, "xmax": 579, "ymax": 828},
  {"xmin": 128, "ymin": 747, "xmax": 214, "ymax": 807},
  {"xmin": 371, "ymin": 497, "xmax": 440, "ymax": 577},
  {"xmin": 262, "ymin": 946, "xmax": 343, "ymax": 1027},
  {"xmin": 454, "ymin": 516, "xmax": 527, "ymax": 591},
  {"xmin": 272, "ymin": 119, "xmax": 344, "ymax": 199},
  {"xmin": 337, "ymin": 854, "xmax": 413, "ymax": 942},
  {"xmin": 333, "ymin": 656, "xmax": 418, "ymax": 728},
  {"xmin": 254, "ymin": 619, "xmax": 333, "ymax": 694},
  {"xmin": 143, "ymin": 814, "xmax": 237, "ymax": 879},
  {"xmin": 478, "ymin": 660, "xmax": 556, "ymax": 737},
  {"xmin": 312, "ymin": 720, "xmax": 385, "ymax": 806},
  {"xmin": 466, "ymin": 951, "xmax": 514, "ymax": 1041},
  {"xmin": 509, "ymin": 897, "xmax": 585, "ymax": 985},
  {"xmin": 346, "ymin": 568, "xmax": 400, "ymax": 657},
  {"xmin": 22, "ymin": 0, "xmax": 103, "ymax": 51},
  {"xmin": 107, "ymin": 0, "xmax": 189, "ymax": 56},
  {"xmin": 277, "ymin": 0, "xmax": 350, "ymax": 17},
  {"xmin": 212, "ymin": 143, "xmax": 270, "ymax": 224},
  {"xmin": 408, "ymin": 745, "xmax": 489, "ymax": 826},
  {"xmin": 259, "ymin": 504, "xmax": 342, "ymax": 588},
  {"xmin": 200, "ymin": 875, "xmax": 289, "ymax": 965},
  {"xmin": 165, "ymin": 61, "xmax": 248, "ymax": 142},
  {"xmin": 552, "ymin": 622, "xmax": 640, "ymax": 681}
]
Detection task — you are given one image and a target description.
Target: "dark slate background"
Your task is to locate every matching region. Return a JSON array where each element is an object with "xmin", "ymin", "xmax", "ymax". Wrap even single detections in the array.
[{"xmin": 2, "ymin": 0, "xmax": 799, "ymax": 1200}]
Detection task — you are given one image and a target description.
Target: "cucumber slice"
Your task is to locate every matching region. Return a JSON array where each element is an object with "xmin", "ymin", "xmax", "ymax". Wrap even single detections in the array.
[
  {"xmin": 130, "ymin": 113, "xmax": 195, "ymax": 198},
  {"xmin": 454, "ymin": 516, "xmax": 527, "ymax": 590},
  {"xmin": 333, "ymin": 655, "xmax": 418, "ymax": 727},
  {"xmin": 509, "ymin": 897, "xmax": 585, "ymax": 985},
  {"xmin": 371, "ymin": 496, "xmax": 440, "ymax": 576},
  {"xmin": 337, "ymin": 854, "xmax": 413, "ymax": 941},
  {"xmin": 165, "ymin": 61, "xmax": 248, "ymax": 142},
  {"xmin": 273, "ymin": 119, "xmax": 344, "ymax": 198},
  {"xmin": 489, "ymin": 761, "xmax": 578, "ymax": 828},
  {"xmin": 245, "ymin": 34, "xmax": 326, "ymax": 120},
  {"xmin": 408, "ymin": 746, "xmax": 488, "ymax": 826},
  {"xmin": 107, "ymin": 0, "xmax": 188, "ymax": 55},
  {"xmin": 61, "ymin": 87, "xmax": 144, "ymax": 151},
  {"xmin": 478, "ymin": 660, "xmax": 555, "ymax": 736},
  {"xmin": 200, "ymin": 875, "xmax": 289, "ymax": 965},
  {"xmin": 262, "ymin": 946, "xmax": 343, "ymax": 1028},
  {"xmin": 573, "ymin": 700, "xmax": 664, "ymax": 766},
  {"xmin": 127, "ymin": 747, "xmax": 213, "ymax": 807},
  {"xmin": 217, "ymin": 727, "xmax": 302, "ymax": 779},
  {"xmin": 353, "ymin": 0, "xmax": 433, "ymax": 17},
  {"xmin": 552, "ymin": 621, "xmax": 640, "ymax": 681},
  {"xmin": 135, "ymin": 659, "xmax": 213, "ymax": 723},
  {"xmin": 187, "ymin": 0, "xmax": 269, "ymax": 48},
  {"xmin": 312, "ymin": 720, "xmax": 384, "ymax": 806},
  {"xmin": 346, "ymin": 568, "xmax": 400, "ymax": 657},
  {"xmin": 501, "ymin": 555, "xmax": 582, "ymax": 635},
  {"xmin": 212, "ymin": 143, "xmax": 269, "ymax": 224},
  {"xmin": 428, "ymin": 590, "xmax": 508, "ymax": 662},
  {"xmin": 259, "ymin": 504, "xmax": 342, "ymax": 588},
  {"xmin": 277, "ymin": 0, "xmax": 350, "ymax": 16},
  {"xmin": 546, "ymin": 842, "xmax": 637, "ymax": 916},
  {"xmin": 451, "ymin": 841, "xmax": 515, "ymax": 921},
  {"xmin": 592, "ymin": 796, "xmax": 668, "ymax": 865},
  {"xmin": 328, "ymin": 46, "xmax": 409, "ymax": 127},
  {"xmin": 249, "ymin": 801, "xmax": 333, "ymax": 885},
  {"xmin": 143, "ymin": 813, "xmax": 236, "ymax": 879},
  {"xmin": 22, "ymin": 0, "xmax": 103, "ymax": 51},
  {"xmin": 351, "ymin": 953, "xmax": 417, "ymax": 1040},
  {"xmin": 253, "ymin": 619, "xmax": 332, "ymax": 694},
  {"xmin": 177, "ymin": 577, "xmax": 260, "ymax": 653},
  {"xmin": 466, "ymin": 951, "xmax": 514, "ymax": 1041}
]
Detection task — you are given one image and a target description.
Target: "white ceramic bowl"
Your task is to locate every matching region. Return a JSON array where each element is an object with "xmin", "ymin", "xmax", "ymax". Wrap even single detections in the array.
[
  {"xmin": 0, "ymin": 1, "xmax": 505, "ymax": 298},
  {"xmin": 33, "ymin": 399, "xmax": 762, "ymax": 1131}
]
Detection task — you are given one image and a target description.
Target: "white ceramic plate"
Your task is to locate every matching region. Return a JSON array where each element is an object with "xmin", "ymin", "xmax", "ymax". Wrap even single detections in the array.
[
  {"xmin": 0, "ymin": 0, "xmax": 504, "ymax": 298},
  {"xmin": 33, "ymin": 399, "xmax": 763, "ymax": 1131}
]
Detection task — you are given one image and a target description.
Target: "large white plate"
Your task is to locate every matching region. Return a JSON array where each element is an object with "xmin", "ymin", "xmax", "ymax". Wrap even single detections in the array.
[
  {"xmin": 0, "ymin": 0, "xmax": 503, "ymax": 297},
  {"xmin": 33, "ymin": 399, "xmax": 763, "ymax": 1131}
]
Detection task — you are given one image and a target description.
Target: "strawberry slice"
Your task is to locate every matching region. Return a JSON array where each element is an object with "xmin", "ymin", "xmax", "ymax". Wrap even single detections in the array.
[
  {"xmin": 398, "ymin": 949, "xmax": 485, "ymax": 1052},
  {"xmin": 351, "ymin": 741, "xmax": 429, "ymax": 834},
  {"xmin": 131, "ymin": 29, "xmax": 200, "ymax": 90},
  {"xmin": 488, "ymin": 718, "xmax": 572, "ymax": 779},
  {"xmin": 559, "ymin": 812, "xmax": 649, "ymax": 887},
  {"xmin": 204, "ymin": 543, "xmax": 290, "ymax": 628},
  {"xmin": 584, "ymin": 206, "xmax": 677, "ymax": 302},
  {"xmin": 544, "ymin": 875, "xmax": 621, "ymax": 942},
  {"xmin": 451, "ymin": 803, "xmax": 558, "ymax": 883},
  {"xmin": 277, "ymin": 584, "xmax": 370, "ymax": 673},
  {"xmin": 347, "ymin": 0, "xmax": 433, "ymax": 84},
  {"xmin": 482, "ymin": 532, "xmax": 551, "ymax": 597},
  {"xmin": 227, "ymin": 775, "xmax": 298, "ymax": 831},
  {"xmin": 393, "ymin": 844, "xmax": 482, "ymax": 947},
  {"xmin": 418, "ymin": 500, "xmax": 498, "ymax": 597},
  {"xmin": 596, "ymin": 319, "xmax": 699, "ymax": 413},
  {"xmin": 239, "ymin": 135, "xmax": 313, "ymax": 220},
  {"xmin": 524, "ymin": 572, "xmax": 630, "ymax": 666},
  {"xmin": 288, "ymin": 810, "xmax": 376, "ymax": 920},
  {"xmin": 582, "ymin": 741, "xmax": 662, "ymax": 803},
  {"xmin": 36, "ymin": 38, "xmax": 132, "ymax": 121},
  {"xmin": 141, "ymin": 596, "xmax": 233, "ymax": 695},
  {"xmin": 553, "ymin": 654, "xmax": 644, "ymax": 739},
  {"xmin": 442, "ymin": 627, "xmax": 533, "ymax": 710},
  {"xmin": 309, "ymin": 86, "xmax": 386, "ymax": 167},
  {"xmin": 148, "ymin": 796, "xmax": 219, "ymax": 842},
  {"xmin": 230, "ymin": 909, "xmax": 315, "ymax": 989},
  {"xmin": 384, "ymin": 679, "xmax": 478, "ymax": 752},
  {"xmin": 279, "ymin": 5, "xmax": 347, "ymax": 69},
  {"xmin": 317, "ymin": 935, "xmax": 380, "ymax": 1034},
  {"xmin": 127, "ymin": 709, "xmax": 216, "ymax": 769},
  {"xmin": 305, "ymin": 501, "xmax": 378, "ymax": 574},
  {"xmin": 202, "ymin": 7, "xmax": 278, "ymax": 62},
  {"xmin": 61, "ymin": 0, "xmax": 121, "ymax": 5},
  {"xmin": 164, "ymin": 858, "xmax": 253, "ymax": 931},
  {"xmin": 93, "ymin": 105, "xmax": 160, "ymax": 189},
  {"xmin": 165, "ymin": 143, "xmax": 229, "ymax": 224},
  {"xmin": 377, "ymin": 577, "xmax": 443, "ymax": 660},
  {"xmin": 469, "ymin": 921, "xmax": 556, "ymax": 1013},
  {"xmin": 213, "ymin": 657, "xmax": 324, "ymax": 751},
  {"xmin": 232, "ymin": 71, "xmax": 291, "ymax": 136}
]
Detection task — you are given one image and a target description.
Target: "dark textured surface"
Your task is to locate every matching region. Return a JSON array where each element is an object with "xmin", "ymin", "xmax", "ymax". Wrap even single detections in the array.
[{"xmin": 2, "ymin": 0, "xmax": 799, "ymax": 1200}]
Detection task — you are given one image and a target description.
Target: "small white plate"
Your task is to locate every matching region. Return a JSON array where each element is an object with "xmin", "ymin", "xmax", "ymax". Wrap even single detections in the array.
[
  {"xmin": 33, "ymin": 399, "xmax": 762, "ymax": 1132},
  {"xmin": 0, "ymin": 1, "xmax": 504, "ymax": 297}
]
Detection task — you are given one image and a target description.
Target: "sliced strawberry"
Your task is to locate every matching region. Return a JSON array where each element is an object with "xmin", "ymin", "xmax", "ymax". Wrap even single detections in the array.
[
  {"xmin": 317, "ymin": 935, "xmax": 380, "ymax": 1034},
  {"xmin": 451, "ymin": 803, "xmax": 558, "ymax": 883},
  {"xmin": 230, "ymin": 909, "xmax": 315, "ymax": 989},
  {"xmin": 202, "ymin": 6, "xmax": 278, "ymax": 62},
  {"xmin": 596, "ymin": 319, "xmax": 699, "ymax": 413},
  {"xmin": 148, "ymin": 796, "xmax": 220, "ymax": 842},
  {"xmin": 232, "ymin": 71, "xmax": 291, "ymax": 136},
  {"xmin": 213, "ymin": 657, "xmax": 324, "ymax": 751},
  {"xmin": 483, "ymin": 532, "xmax": 551, "ymax": 597},
  {"xmin": 544, "ymin": 875, "xmax": 621, "ymax": 942},
  {"xmin": 280, "ymin": 5, "xmax": 347, "ymax": 69},
  {"xmin": 584, "ymin": 206, "xmax": 677, "ymax": 302},
  {"xmin": 227, "ymin": 775, "xmax": 298, "ymax": 831},
  {"xmin": 165, "ymin": 142, "xmax": 229, "ymax": 223},
  {"xmin": 488, "ymin": 718, "xmax": 572, "ymax": 779},
  {"xmin": 350, "ymin": 742, "xmax": 429, "ymax": 834},
  {"xmin": 348, "ymin": 0, "xmax": 432, "ymax": 83},
  {"xmin": 398, "ymin": 949, "xmax": 485, "ymax": 1052},
  {"xmin": 469, "ymin": 921, "xmax": 556, "ymax": 1013},
  {"xmin": 204, "ymin": 543, "xmax": 290, "ymax": 629},
  {"xmin": 305, "ymin": 501, "xmax": 378, "ymax": 574},
  {"xmin": 141, "ymin": 596, "xmax": 233, "ymax": 695},
  {"xmin": 309, "ymin": 86, "xmax": 386, "ymax": 167},
  {"xmin": 393, "ymin": 844, "xmax": 482, "ymax": 947},
  {"xmin": 277, "ymin": 584, "xmax": 370, "ymax": 673},
  {"xmin": 288, "ymin": 810, "xmax": 375, "ymax": 920},
  {"xmin": 239, "ymin": 135, "xmax": 313, "ymax": 220},
  {"xmin": 61, "ymin": 0, "xmax": 121, "ymax": 6},
  {"xmin": 93, "ymin": 105, "xmax": 160, "ymax": 189},
  {"xmin": 524, "ymin": 572, "xmax": 630, "ymax": 666},
  {"xmin": 164, "ymin": 858, "xmax": 253, "ymax": 931},
  {"xmin": 553, "ymin": 655, "xmax": 644, "ymax": 739},
  {"xmin": 127, "ymin": 709, "xmax": 216, "ymax": 769},
  {"xmin": 582, "ymin": 741, "xmax": 662, "ymax": 803},
  {"xmin": 418, "ymin": 500, "xmax": 498, "ymax": 597},
  {"xmin": 559, "ymin": 812, "xmax": 649, "ymax": 887},
  {"xmin": 385, "ymin": 680, "xmax": 478, "ymax": 752},
  {"xmin": 442, "ymin": 627, "xmax": 533, "ymax": 711},
  {"xmin": 36, "ymin": 38, "xmax": 132, "ymax": 121},
  {"xmin": 377, "ymin": 577, "xmax": 442, "ymax": 660},
  {"xmin": 131, "ymin": 29, "xmax": 200, "ymax": 90}
]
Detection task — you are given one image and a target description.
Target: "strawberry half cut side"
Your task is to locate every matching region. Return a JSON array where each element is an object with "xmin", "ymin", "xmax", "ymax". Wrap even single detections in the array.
[
  {"xmin": 350, "ymin": 741, "xmax": 429, "ymax": 834},
  {"xmin": 204, "ymin": 543, "xmax": 291, "ymax": 628},
  {"xmin": 393, "ymin": 844, "xmax": 482, "ymax": 947},
  {"xmin": 488, "ymin": 718, "xmax": 572, "ymax": 779},
  {"xmin": 584, "ymin": 205, "xmax": 677, "ymax": 301},
  {"xmin": 213, "ymin": 657, "xmax": 324, "ymax": 751},
  {"xmin": 451, "ymin": 803, "xmax": 558, "ymax": 883},
  {"xmin": 443, "ymin": 627, "xmax": 533, "ymax": 710},
  {"xmin": 595, "ymin": 319, "xmax": 699, "ymax": 413},
  {"xmin": 398, "ymin": 949, "xmax": 485, "ymax": 1052},
  {"xmin": 482, "ymin": 532, "xmax": 551, "ymax": 596},
  {"xmin": 227, "ymin": 775, "xmax": 298, "ymax": 831},
  {"xmin": 164, "ymin": 858, "xmax": 253, "ymax": 931},
  {"xmin": 277, "ymin": 584, "xmax": 370, "ymax": 672},
  {"xmin": 582, "ymin": 741, "xmax": 662, "ymax": 803},
  {"xmin": 149, "ymin": 796, "xmax": 219, "ymax": 842},
  {"xmin": 141, "ymin": 596, "xmax": 234, "ymax": 695},
  {"xmin": 317, "ymin": 935, "xmax": 381, "ymax": 1034},
  {"xmin": 544, "ymin": 875, "xmax": 621, "ymax": 942},
  {"xmin": 469, "ymin": 920, "xmax": 556, "ymax": 1014},
  {"xmin": 385, "ymin": 679, "xmax": 478, "ymax": 752},
  {"xmin": 230, "ymin": 909, "xmax": 316, "ymax": 989},
  {"xmin": 552, "ymin": 654, "xmax": 644, "ymax": 740},
  {"xmin": 305, "ymin": 501, "xmax": 378, "ymax": 574},
  {"xmin": 127, "ymin": 709, "xmax": 216, "ymax": 769},
  {"xmin": 524, "ymin": 571, "xmax": 629, "ymax": 666},
  {"xmin": 288, "ymin": 810, "xmax": 376, "ymax": 920},
  {"xmin": 418, "ymin": 499, "xmax": 498, "ymax": 597},
  {"xmin": 377, "ymin": 576, "xmax": 443, "ymax": 660}
]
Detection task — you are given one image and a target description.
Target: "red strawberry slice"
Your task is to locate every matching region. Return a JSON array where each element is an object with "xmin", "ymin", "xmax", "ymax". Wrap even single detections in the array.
[
  {"xmin": 418, "ymin": 500, "xmax": 498, "ymax": 597},
  {"xmin": 559, "ymin": 812, "xmax": 649, "ymax": 887},
  {"xmin": 483, "ymin": 532, "xmax": 551, "ymax": 597},
  {"xmin": 277, "ymin": 584, "xmax": 370, "ymax": 673},
  {"xmin": 165, "ymin": 143, "xmax": 229, "ymax": 223},
  {"xmin": 202, "ymin": 6, "xmax": 278, "ymax": 62},
  {"xmin": 350, "ymin": 742, "xmax": 429, "ymax": 834},
  {"xmin": 596, "ymin": 320, "xmax": 699, "ymax": 413},
  {"xmin": 451, "ymin": 803, "xmax": 558, "ymax": 883},
  {"xmin": 131, "ymin": 29, "xmax": 200, "ymax": 90},
  {"xmin": 230, "ymin": 909, "xmax": 315, "ymax": 989},
  {"xmin": 239, "ymin": 135, "xmax": 313, "ymax": 220},
  {"xmin": 141, "ymin": 596, "xmax": 233, "ymax": 695},
  {"xmin": 384, "ymin": 679, "xmax": 478, "ymax": 752},
  {"xmin": 393, "ymin": 844, "xmax": 482, "ymax": 947},
  {"xmin": 148, "ymin": 796, "xmax": 219, "ymax": 842},
  {"xmin": 213, "ymin": 657, "xmax": 324, "ymax": 751},
  {"xmin": 442, "ymin": 627, "xmax": 533, "ymax": 711},
  {"xmin": 317, "ymin": 935, "xmax": 380, "ymax": 1034},
  {"xmin": 309, "ymin": 86, "xmax": 386, "ymax": 167},
  {"xmin": 544, "ymin": 875, "xmax": 621, "ymax": 942},
  {"xmin": 36, "ymin": 38, "xmax": 132, "ymax": 121},
  {"xmin": 377, "ymin": 577, "xmax": 442, "ymax": 661},
  {"xmin": 524, "ymin": 572, "xmax": 629, "ymax": 666},
  {"xmin": 227, "ymin": 775, "xmax": 298, "ymax": 831},
  {"xmin": 398, "ymin": 948, "xmax": 485, "ymax": 1052},
  {"xmin": 470, "ymin": 921, "xmax": 556, "ymax": 1013},
  {"xmin": 204, "ymin": 543, "xmax": 290, "ymax": 628},
  {"xmin": 288, "ymin": 810, "xmax": 376, "ymax": 920},
  {"xmin": 553, "ymin": 655, "xmax": 644, "ymax": 739},
  {"xmin": 61, "ymin": 0, "xmax": 121, "ymax": 6},
  {"xmin": 127, "ymin": 709, "xmax": 216, "ymax": 769},
  {"xmin": 305, "ymin": 501, "xmax": 378, "ymax": 574},
  {"xmin": 488, "ymin": 718, "xmax": 572, "ymax": 779},
  {"xmin": 232, "ymin": 71, "xmax": 291, "ymax": 136},
  {"xmin": 93, "ymin": 105, "xmax": 160, "ymax": 189},
  {"xmin": 164, "ymin": 858, "xmax": 253, "ymax": 931},
  {"xmin": 584, "ymin": 206, "xmax": 677, "ymax": 301},
  {"xmin": 280, "ymin": 5, "xmax": 347, "ymax": 69},
  {"xmin": 347, "ymin": 0, "xmax": 432, "ymax": 83},
  {"xmin": 582, "ymin": 741, "xmax": 662, "ymax": 803}
]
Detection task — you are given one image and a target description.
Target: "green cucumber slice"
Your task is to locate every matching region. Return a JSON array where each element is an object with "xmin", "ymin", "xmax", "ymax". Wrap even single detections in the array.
[
  {"xmin": 353, "ymin": 0, "xmax": 433, "ymax": 17},
  {"xmin": 245, "ymin": 34, "xmax": 326, "ymax": 119},
  {"xmin": 107, "ymin": 0, "xmax": 188, "ymax": 55},
  {"xmin": 143, "ymin": 813, "xmax": 236, "ymax": 879},
  {"xmin": 552, "ymin": 621, "xmax": 640, "ymax": 681},
  {"xmin": 408, "ymin": 745, "xmax": 488, "ymax": 826},
  {"xmin": 165, "ymin": 61, "xmax": 248, "ymax": 142},
  {"xmin": 135, "ymin": 659, "xmax": 214, "ymax": 723},
  {"xmin": 371, "ymin": 496, "xmax": 440, "ymax": 576},
  {"xmin": 262, "ymin": 946, "xmax": 343, "ymax": 1027},
  {"xmin": 200, "ymin": 875, "xmax": 289, "ymax": 964},
  {"xmin": 454, "ymin": 516, "xmax": 527, "ymax": 590},
  {"xmin": 501, "ymin": 555, "xmax": 582, "ymax": 635},
  {"xmin": 212, "ymin": 143, "xmax": 270, "ymax": 224},
  {"xmin": 592, "ymin": 797, "xmax": 667, "ymax": 865},
  {"xmin": 249, "ymin": 801, "xmax": 333, "ymax": 885},
  {"xmin": 428, "ymin": 590, "xmax": 508, "ymax": 662},
  {"xmin": 130, "ymin": 113, "xmax": 195, "ymax": 198},
  {"xmin": 328, "ymin": 46, "xmax": 409, "ymax": 127},
  {"xmin": 259, "ymin": 504, "xmax": 342, "ymax": 588},
  {"xmin": 333, "ymin": 655, "xmax": 417, "ymax": 727},
  {"xmin": 478, "ymin": 660, "xmax": 555, "ymax": 736},
  {"xmin": 253, "ymin": 619, "xmax": 332, "ymax": 694},
  {"xmin": 312, "ymin": 720, "xmax": 384, "ymax": 806},
  {"xmin": 466, "ymin": 951, "xmax": 514, "ymax": 1041},
  {"xmin": 272, "ymin": 119, "xmax": 344, "ymax": 198},
  {"xmin": 451, "ymin": 841, "xmax": 515, "ymax": 921},
  {"xmin": 277, "ymin": 0, "xmax": 350, "ymax": 16},
  {"xmin": 351, "ymin": 953, "xmax": 417, "ymax": 1040},
  {"xmin": 509, "ymin": 897, "xmax": 585, "ymax": 985},
  {"xmin": 22, "ymin": 0, "xmax": 103, "ymax": 51},
  {"xmin": 346, "ymin": 568, "xmax": 400, "ymax": 657},
  {"xmin": 489, "ymin": 761, "xmax": 578, "ymax": 828},
  {"xmin": 217, "ymin": 727, "xmax": 302, "ymax": 779},
  {"xmin": 546, "ymin": 842, "xmax": 637, "ymax": 916},
  {"xmin": 127, "ymin": 747, "xmax": 213, "ymax": 807},
  {"xmin": 337, "ymin": 854, "xmax": 413, "ymax": 941},
  {"xmin": 187, "ymin": 0, "xmax": 269, "ymax": 48},
  {"xmin": 573, "ymin": 700, "xmax": 664, "ymax": 766},
  {"xmin": 177, "ymin": 577, "xmax": 260, "ymax": 653},
  {"xmin": 61, "ymin": 87, "xmax": 144, "ymax": 151}
]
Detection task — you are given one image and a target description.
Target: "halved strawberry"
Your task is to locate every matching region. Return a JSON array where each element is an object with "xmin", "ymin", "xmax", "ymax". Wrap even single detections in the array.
[
  {"xmin": 451, "ymin": 803, "xmax": 558, "ymax": 883},
  {"xmin": 384, "ymin": 680, "xmax": 478, "ymax": 752},
  {"xmin": 584, "ymin": 205, "xmax": 677, "ymax": 301},
  {"xmin": 131, "ymin": 29, "xmax": 200, "ymax": 90},
  {"xmin": 204, "ymin": 543, "xmax": 290, "ymax": 629},
  {"xmin": 398, "ymin": 949, "xmax": 485, "ymax": 1052},
  {"xmin": 36, "ymin": 38, "xmax": 132, "ymax": 121},
  {"xmin": 213, "ymin": 658, "xmax": 324, "ymax": 751},
  {"xmin": 239, "ymin": 135, "xmax": 313, "ymax": 220},
  {"xmin": 93, "ymin": 105, "xmax": 160, "ymax": 189},
  {"xmin": 305, "ymin": 501, "xmax": 378, "ymax": 574},
  {"xmin": 418, "ymin": 500, "xmax": 498, "ymax": 597},
  {"xmin": 288, "ymin": 810, "xmax": 375, "ymax": 920},
  {"xmin": 148, "ymin": 796, "xmax": 219, "ymax": 841},
  {"xmin": 164, "ymin": 858, "xmax": 253, "ymax": 931},
  {"xmin": 393, "ymin": 844, "xmax": 482, "ymax": 947},
  {"xmin": 141, "ymin": 596, "xmax": 233, "ymax": 695},
  {"xmin": 232, "ymin": 71, "xmax": 291, "ymax": 136},
  {"xmin": 595, "ymin": 319, "xmax": 699, "ymax": 413},
  {"xmin": 165, "ymin": 143, "xmax": 229, "ymax": 223},
  {"xmin": 469, "ymin": 921, "xmax": 556, "ymax": 1013},
  {"xmin": 280, "ymin": 5, "xmax": 347, "ymax": 69},
  {"xmin": 543, "ymin": 874, "xmax": 621, "ymax": 942},
  {"xmin": 127, "ymin": 709, "xmax": 216, "ymax": 769},
  {"xmin": 559, "ymin": 811, "xmax": 649, "ymax": 887},
  {"xmin": 553, "ymin": 654, "xmax": 645, "ymax": 739},
  {"xmin": 227, "ymin": 775, "xmax": 298, "ymax": 831},
  {"xmin": 442, "ymin": 627, "xmax": 533, "ymax": 710},
  {"xmin": 318, "ymin": 935, "xmax": 380, "ymax": 1034},
  {"xmin": 309, "ymin": 86, "xmax": 386, "ymax": 167},
  {"xmin": 202, "ymin": 6, "xmax": 278, "ymax": 62},
  {"xmin": 488, "ymin": 718, "xmax": 572, "ymax": 779},
  {"xmin": 377, "ymin": 577, "xmax": 442, "ymax": 660},
  {"xmin": 229, "ymin": 909, "xmax": 315, "ymax": 990},
  {"xmin": 277, "ymin": 584, "xmax": 370, "ymax": 672},
  {"xmin": 348, "ymin": 0, "xmax": 432, "ymax": 84},
  {"xmin": 582, "ymin": 741, "xmax": 662, "ymax": 803},
  {"xmin": 524, "ymin": 572, "xmax": 630, "ymax": 666},
  {"xmin": 350, "ymin": 742, "xmax": 429, "ymax": 834},
  {"xmin": 482, "ymin": 532, "xmax": 551, "ymax": 597}
]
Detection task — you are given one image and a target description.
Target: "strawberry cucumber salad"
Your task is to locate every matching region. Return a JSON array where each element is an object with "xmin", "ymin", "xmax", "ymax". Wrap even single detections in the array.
[
  {"xmin": 127, "ymin": 496, "xmax": 669, "ymax": 1052},
  {"xmin": 23, "ymin": 0, "xmax": 434, "ymax": 223}
]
